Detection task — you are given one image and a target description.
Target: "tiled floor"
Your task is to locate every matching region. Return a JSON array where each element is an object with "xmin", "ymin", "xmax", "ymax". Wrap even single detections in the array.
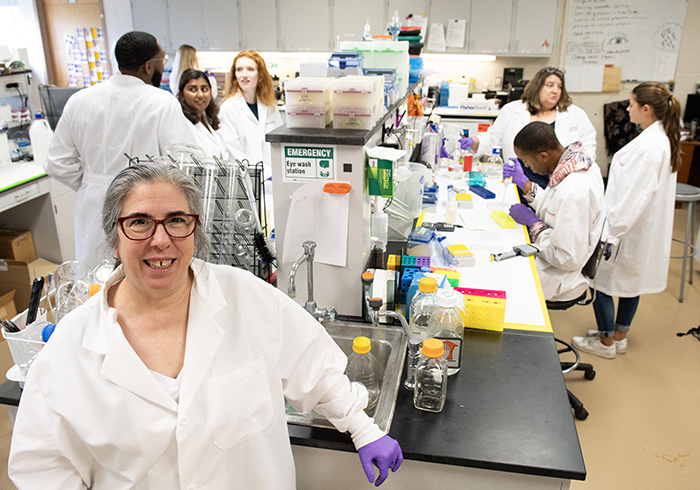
[{"xmin": 0, "ymin": 207, "xmax": 697, "ymax": 490}]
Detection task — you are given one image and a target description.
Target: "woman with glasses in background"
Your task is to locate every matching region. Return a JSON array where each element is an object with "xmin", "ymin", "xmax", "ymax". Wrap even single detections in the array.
[
  {"xmin": 471, "ymin": 66, "xmax": 597, "ymax": 190},
  {"xmin": 177, "ymin": 68, "xmax": 228, "ymax": 159},
  {"xmin": 9, "ymin": 163, "xmax": 402, "ymax": 489}
]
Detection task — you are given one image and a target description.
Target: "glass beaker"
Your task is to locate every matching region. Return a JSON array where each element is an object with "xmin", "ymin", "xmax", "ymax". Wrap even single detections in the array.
[{"xmin": 54, "ymin": 261, "xmax": 92, "ymax": 323}]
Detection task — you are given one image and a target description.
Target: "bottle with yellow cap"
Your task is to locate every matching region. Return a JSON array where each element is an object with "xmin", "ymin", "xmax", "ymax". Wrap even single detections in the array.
[
  {"xmin": 409, "ymin": 276, "xmax": 439, "ymax": 341},
  {"xmin": 346, "ymin": 336, "xmax": 380, "ymax": 413},
  {"xmin": 413, "ymin": 338, "xmax": 448, "ymax": 412}
]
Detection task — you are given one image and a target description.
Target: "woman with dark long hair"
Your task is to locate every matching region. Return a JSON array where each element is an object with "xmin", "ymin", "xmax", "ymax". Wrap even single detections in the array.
[
  {"xmin": 573, "ymin": 82, "xmax": 681, "ymax": 359},
  {"xmin": 177, "ymin": 68, "xmax": 228, "ymax": 159}
]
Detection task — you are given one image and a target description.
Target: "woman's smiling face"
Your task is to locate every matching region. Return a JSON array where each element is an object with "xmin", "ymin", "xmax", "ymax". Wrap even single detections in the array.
[{"xmin": 115, "ymin": 181, "xmax": 195, "ymax": 300}]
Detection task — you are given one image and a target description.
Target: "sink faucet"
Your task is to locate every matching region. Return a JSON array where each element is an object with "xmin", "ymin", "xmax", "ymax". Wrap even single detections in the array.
[
  {"xmin": 362, "ymin": 270, "xmax": 422, "ymax": 390},
  {"xmin": 288, "ymin": 241, "xmax": 337, "ymax": 323}
]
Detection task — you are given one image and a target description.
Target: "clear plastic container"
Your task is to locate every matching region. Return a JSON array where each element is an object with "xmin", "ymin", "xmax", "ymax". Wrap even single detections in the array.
[
  {"xmin": 483, "ymin": 146, "xmax": 504, "ymax": 178},
  {"xmin": 409, "ymin": 276, "xmax": 439, "ymax": 341},
  {"xmin": 427, "ymin": 289, "xmax": 465, "ymax": 375},
  {"xmin": 332, "ymin": 76, "xmax": 383, "ymax": 108},
  {"xmin": 284, "ymin": 78, "xmax": 331, "ymax": 107},
  {"xmin": 286, "ymin": 104, "xmax": 331, "ymax": 128},
  {"xmin": 346, "ymin": 336, "xmax": 380, "ymax": 413},
  {"xmin": 413, "ymin": 338, "xmax": 448, "ymax": 412},
  {"xmin": 333, "ymin": 106, "xmax": 376, "ymax": 130}
]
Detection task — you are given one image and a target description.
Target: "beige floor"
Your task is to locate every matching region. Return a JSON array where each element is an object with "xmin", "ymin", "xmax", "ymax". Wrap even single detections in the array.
[{"xmin": 0, "ymin": 208, "xmax": 697, "ymax": 490}]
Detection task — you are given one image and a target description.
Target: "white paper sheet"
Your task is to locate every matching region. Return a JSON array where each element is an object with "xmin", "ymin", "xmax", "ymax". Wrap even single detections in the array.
[
  {"xmin": 282, "ymin": 180, "xmax": 350, "ymax": 267},
  {"xmin": 446, "ymin": 19, "xmax": 466, "ymax": 48},
  {"xmin": 407, "ymin": 14, "xmax": 429, "ymax": 36},
  {"xmin": 427, "ymin": 23, "xmax": 446, "ymax": 52},
  {"xmin": 564, "ymin": 65, "xmax": 603, "ymax": 92}
]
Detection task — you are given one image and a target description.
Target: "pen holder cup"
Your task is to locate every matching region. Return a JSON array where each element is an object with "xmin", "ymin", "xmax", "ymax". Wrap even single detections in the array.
[{"xmin": 2, "ymin": 310, "xmax": 48, "ymax": 376}]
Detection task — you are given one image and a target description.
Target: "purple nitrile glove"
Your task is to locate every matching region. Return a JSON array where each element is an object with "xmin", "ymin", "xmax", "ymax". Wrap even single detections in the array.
[
  {"xmin": 509, "ymin": 204, "xmax": 540, "ymax": 227},
  {"xmin": 459, "ymin": 136, "xmax": 474, "ymax": 149},
  {"xmin": 503, "ymin": 157, "xmax": 529, "ymax": 189},
  {"xmin": 358, "ymin": 435, "xmax": 403, "ymax": 486}
]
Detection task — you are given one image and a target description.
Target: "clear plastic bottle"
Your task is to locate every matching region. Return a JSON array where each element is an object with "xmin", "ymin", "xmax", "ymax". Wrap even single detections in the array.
[
  {"xmin": 413, "ymin": 338, "xmax": 448, "ymax": 412},
  {"xmin": 29, "ymin": 112, "xmax": 53, "ymax": 166},
  {"xmin": 409, "ymin": 277, "xmax": 438, "ymax": 341},
  {"xmin": 363, "ymin": 20, "xmax": 373, "ymax": 41},
  {"xmin": 427, "ymin": 289, "xmax": 465, "ymax": 375},
  {"xmin": 484, "ymin": 146, "xmax": 504, "ymax": 178},
  {"xmin": 346, "ymin": 336, "xmax": 380, "ymax": 413}
]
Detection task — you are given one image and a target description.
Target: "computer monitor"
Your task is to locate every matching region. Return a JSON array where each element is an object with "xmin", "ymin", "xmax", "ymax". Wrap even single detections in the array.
[
  {"xmin": 38, "ymin": 85, "xmax": 82, "ymax": 130},
  {"xmin": 684, "ymin": 94, "xmax": 700, "ymax": 123}
]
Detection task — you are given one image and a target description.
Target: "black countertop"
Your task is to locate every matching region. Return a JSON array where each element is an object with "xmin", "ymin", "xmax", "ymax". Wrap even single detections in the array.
[
  {"xmin": 288, "ymin": 328, "xmax": 586, "ymax": 481},
  {"xmin": 0, "ymin": 329, "xmax": 585, "ymax": 481}
]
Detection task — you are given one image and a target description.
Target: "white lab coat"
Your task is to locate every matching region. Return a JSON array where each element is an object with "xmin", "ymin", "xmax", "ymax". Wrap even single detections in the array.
[
  {"xmin": 531, "ymin": 159, "xmax": 605, "ymax": 301},
  {"xmin": 9, "ymin": 259, "xmax": 383, "ymax": 489},
  {"xmin": 44, "ymin": 74, "xmax": 197, "ymax": 268},
  {"xmin": 219, "ymin": 93, "xmax": 283, "ymax": 178},
  {"xmin": 477, "ymin": 100, "xmax": 597, "ymax": 161},
  {"xmin": 192, "ymin": 121, "xmax": 229, "ymax": 160},
  {"xmin": 595, "ymin": 121, "xmax": 677, "ymax": 296}
]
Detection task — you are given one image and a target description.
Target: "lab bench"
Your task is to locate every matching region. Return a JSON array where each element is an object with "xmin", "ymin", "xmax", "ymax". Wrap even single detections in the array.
[
  {"xmin": 289, "ymin": 328, "xmax": 584, "ymax": 489},
  {"xmin": 0, "ymin": 163, "xmax": 71, "ymax": 265}
]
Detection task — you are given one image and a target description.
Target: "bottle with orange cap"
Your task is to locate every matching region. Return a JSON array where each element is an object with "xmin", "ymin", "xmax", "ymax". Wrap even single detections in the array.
[
  {"xmin": 409, "ymin": 276, "xmax": 439, "ymax": 340},
  {"xmin": 413, "ymin": 338, "xmax": 448, "ymax": 412},
  {"xmin": 346, "ymin": 336, "xmax": 380, "ymax": 413}
]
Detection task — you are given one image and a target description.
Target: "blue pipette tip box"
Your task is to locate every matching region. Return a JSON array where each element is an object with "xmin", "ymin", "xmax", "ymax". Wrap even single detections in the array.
[{"xmin": 469, "ymin": 185, "xmax": 496, "ymax": 199}]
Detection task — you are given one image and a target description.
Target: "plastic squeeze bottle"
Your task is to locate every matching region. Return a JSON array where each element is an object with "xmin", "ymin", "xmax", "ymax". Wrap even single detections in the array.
[
  {"xmin": 29, "ymin": 112, "xmax": 53, "ymax": 166},
  {"xmin": 346, "ymin": 336, "xmax": 380, "ymax": 412}
]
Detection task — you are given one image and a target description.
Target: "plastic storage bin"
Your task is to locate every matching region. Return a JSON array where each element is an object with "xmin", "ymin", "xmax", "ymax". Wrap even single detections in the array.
[
  {"xmin": 284, "ymin": 78, "xmax": 331, "ymax": 107},
  {"xmin": 332, "ymin": 76, "xmax": 383, "ymax": 109},
  {"xmin": 286, "ymin": 104, "xmax": 332, "ymax": 128},
  {"xmin": 333, "ymin": 106, "xmax": 376, "ymax": 130}
]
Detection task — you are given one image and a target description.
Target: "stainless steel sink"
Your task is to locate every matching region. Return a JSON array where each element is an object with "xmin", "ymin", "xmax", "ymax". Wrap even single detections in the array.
[{"xmin": 285, "ymin": 320, "xmax": 408, "ymax": 433}]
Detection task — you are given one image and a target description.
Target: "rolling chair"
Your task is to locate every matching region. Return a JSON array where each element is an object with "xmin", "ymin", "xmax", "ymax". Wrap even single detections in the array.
[{"xmin": 545, "ymin": 240, "xmax": 610, "ymax": 420}]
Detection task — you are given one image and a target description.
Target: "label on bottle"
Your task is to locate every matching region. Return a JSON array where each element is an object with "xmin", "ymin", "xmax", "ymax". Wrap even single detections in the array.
[{"xmin": 435, "ymin": 336, "xmax": 462, "ymax": 370}]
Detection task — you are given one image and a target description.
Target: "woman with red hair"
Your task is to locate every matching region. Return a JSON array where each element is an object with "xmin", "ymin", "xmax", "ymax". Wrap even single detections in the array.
[{"xmin": 219, "ymin": 50, "xmax": 283, "ymax": 178}]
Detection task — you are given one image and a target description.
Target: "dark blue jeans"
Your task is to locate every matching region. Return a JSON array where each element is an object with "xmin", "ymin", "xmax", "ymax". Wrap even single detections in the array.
[{"xmin": 592, "ymin": 290, "xmax": 640, "ymax": 338}]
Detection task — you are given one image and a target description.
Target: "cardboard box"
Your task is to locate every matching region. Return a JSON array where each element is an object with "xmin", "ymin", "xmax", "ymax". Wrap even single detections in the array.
[
  {"xmin": 0, "ymin": 230, "xmax": 37, "ymax": 263},
  {"xmin": 0, "ymin": 258, "xmax": 58, "ymax": 312},
  {"xmin": 0, "ymin": 290, "xmax": 17, "ymax": 321}
]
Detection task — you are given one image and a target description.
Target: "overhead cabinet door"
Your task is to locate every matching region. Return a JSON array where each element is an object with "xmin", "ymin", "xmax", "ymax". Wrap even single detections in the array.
[
  {"xmin": 511, "ymin": 0, "xmax": 558, "ymax": 56},
  {"xmin": 203, "ymin": 0, "xmax": 240, "ymax": 50},
  {"xmin": 469, "ymin": 0, "xmax": 513, "ymax": 54},
  {"xmin": 279, "ymin": 0, "xmax": 330, "ymax": 51},
  {"xmin": 240, "ymin": 0, "xmax": 278, "ymax": 51}
]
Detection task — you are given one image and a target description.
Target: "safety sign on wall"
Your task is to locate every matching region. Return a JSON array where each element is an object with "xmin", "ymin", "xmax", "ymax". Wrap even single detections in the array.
[{"xmin": 282, "ymin": 145, "xmax": 335, "ymax": 182}]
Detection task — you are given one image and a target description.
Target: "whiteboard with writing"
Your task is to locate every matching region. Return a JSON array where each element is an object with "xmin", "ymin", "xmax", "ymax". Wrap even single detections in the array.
[{"xmin": 564, "ymin": 0, "xmax": 687, "ymax": 82}]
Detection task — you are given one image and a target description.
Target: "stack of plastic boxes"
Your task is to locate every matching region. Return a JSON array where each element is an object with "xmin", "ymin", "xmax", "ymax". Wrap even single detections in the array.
[
  {"xmin": 332, "ymin": 76, "xmax": 384, "ymax": 130},
  {"xmin": 339, "ymin": 41, "xmax": 410, "ymax": 96},
  {"xmin": 284, "ymin": 78, "xmax": 332, "ymax": 128}
]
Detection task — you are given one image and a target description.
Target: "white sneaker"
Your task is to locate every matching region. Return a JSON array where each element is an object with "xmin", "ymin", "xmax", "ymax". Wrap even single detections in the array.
[
  {"xmin": 585, "ymin": 330, "xmax": 627, "ymax": 354},
  {"xmin": 572, "ymin": 335, "xmax": 616, "ymax": 359}
]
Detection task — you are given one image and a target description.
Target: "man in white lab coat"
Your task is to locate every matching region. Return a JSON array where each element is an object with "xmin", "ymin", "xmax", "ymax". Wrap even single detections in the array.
[
  {"xmin": 44, "ymin": 31, "xmax": 196, "ymax": 268},
  {"xmin": 506, "ymin": 121, "xmax": 605, "ymax": 302}
]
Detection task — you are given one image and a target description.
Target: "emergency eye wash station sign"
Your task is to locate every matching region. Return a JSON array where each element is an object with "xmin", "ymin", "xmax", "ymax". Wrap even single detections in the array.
[{"xmin": 283, "ymin": 145, "xmax": 335, "ymax": 182}]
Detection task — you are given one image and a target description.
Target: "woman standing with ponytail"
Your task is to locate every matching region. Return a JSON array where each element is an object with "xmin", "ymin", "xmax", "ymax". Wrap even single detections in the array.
[{"xmin": 573, "ymin": 82, "xmax": 681, "ymax": 359}]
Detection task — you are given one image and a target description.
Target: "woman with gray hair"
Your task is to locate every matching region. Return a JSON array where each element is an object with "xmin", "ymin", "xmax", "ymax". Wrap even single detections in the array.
[{"xmin": 9, "ymin": 162, "xmax": 402, "ymax": 488}]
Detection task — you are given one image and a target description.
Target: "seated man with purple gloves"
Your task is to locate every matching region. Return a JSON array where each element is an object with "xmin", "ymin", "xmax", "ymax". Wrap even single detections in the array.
[{"xmin": 505, "ymin": 121, "xmax": 605, "ymax": 301}]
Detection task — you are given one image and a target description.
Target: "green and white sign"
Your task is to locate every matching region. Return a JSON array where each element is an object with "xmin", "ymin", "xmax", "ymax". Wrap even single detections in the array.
[{"xmin": 282, "ymin": 145, "xmax": 335, "ymax": 181}]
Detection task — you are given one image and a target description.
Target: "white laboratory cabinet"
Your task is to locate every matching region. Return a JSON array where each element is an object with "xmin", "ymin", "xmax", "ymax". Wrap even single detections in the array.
[
  {"xmin": 239, "ymin": 0, "xmax": 278, "ymax": 51},
  {"xmin": 511, "ymin": 0, "xmax": 559, "ymax": 56},
  {"xmin": 468, "ymin": 0, "xmax": 514, "ymax": 54},
  {"xmin": 279, "ymin": 0, "xmax": 331, "ymax": 51}
]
